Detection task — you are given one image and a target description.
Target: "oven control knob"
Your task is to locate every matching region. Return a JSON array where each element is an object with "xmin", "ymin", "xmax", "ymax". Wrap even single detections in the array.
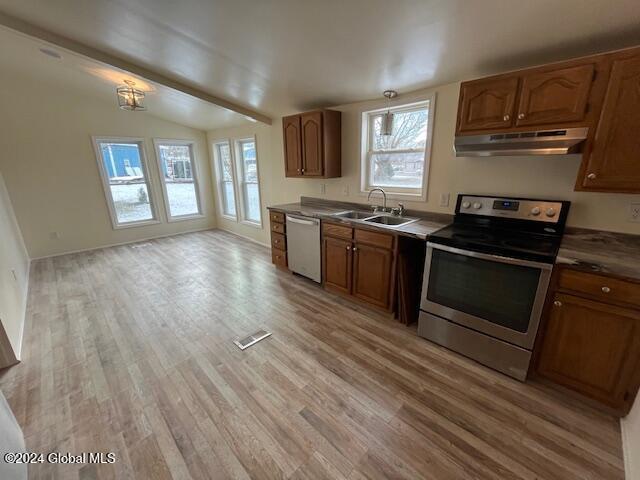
[
  {"xmin": 530, "ymin": 207, "xmax": 541, "ymax": 216},
  {"xmin": 545, "ymin": 208, "xmax": 557, "ymax": 218},
  {"xmin": 473, "ymin": 202, "xmax": 482, "ymax": 210},
  {"xmin": 462, "ymin": 201, "xmax": 471, "ymax": 209}
]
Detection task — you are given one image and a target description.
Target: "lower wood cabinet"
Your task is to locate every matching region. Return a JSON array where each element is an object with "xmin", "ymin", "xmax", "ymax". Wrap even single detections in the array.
[
  {"xmin": 535, "ymin": 268, "xmax": 640, "ymax": 414},
  {"xmin": 269, "ymin": 210, "xmax": 288, "ymax": 270},
  {"xmin": 322, "ymin": 222, "xmax": 396, "ymax": 311},
  {"xmin": 352, "ymin": 243, "xmax": 394, "ymax": 309}
]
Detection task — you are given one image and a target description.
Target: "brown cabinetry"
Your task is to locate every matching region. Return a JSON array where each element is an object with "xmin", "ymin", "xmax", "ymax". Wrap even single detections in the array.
[
  {"xmin": 282, "ymin": 110, "xmax": 341, "ymax": 178},
  {"xmin": 269, "ymin": 211, "xmax": 288, "ymax": 270},
  {"xmin": 577, "ymin": 50, "xmax": 640, "ymax": 193},
  {"xmin": 535, "ymin": 268, "xmax": 640, "ymax": 414},
  {"xmin": 322, "ymin": 222, "xmax": 396, "ymax": 311},
  {"xmin": 457, "ymin": 60, "xmax": 599, "ymax": 135}
]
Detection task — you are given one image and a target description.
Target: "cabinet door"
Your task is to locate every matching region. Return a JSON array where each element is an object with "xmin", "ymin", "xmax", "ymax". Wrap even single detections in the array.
[
  {"xmin": 323, "ymin": 237, "xmax": 352, "ymax": 295},
  {"xmin": 352, "ymin": 243, "xmax": 393, "ymax": 309},
  {"xmin": 537, "ymin": 293, "xmax": 640, "ymax": 411},
  {"xmin": 457, "ymin": 77, "xmax": 518, "ymax": 132},
  {"xmin": 516, "ymin": 64, "xmax": 594, "ymax": 126},
  {"xmin": 283, "ymin": 115, "xmax": 302, "ymax": 177},
  {"xmin": 301, "ymin": 112, "xmax": 324, "ymax": 176},
  {"xmin": 579, "ymin": 53, "xmax": 640, "ymax": 192}
]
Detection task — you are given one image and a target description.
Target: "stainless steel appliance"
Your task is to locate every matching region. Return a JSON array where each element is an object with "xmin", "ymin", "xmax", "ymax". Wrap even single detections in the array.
[
  {"xmin": 418, "ymin": 194, "xmax": 570, "ymax": 380},
  {"xmin": 454, "ymin": 127, "xmax": 588, "ymax": 157},
  {"xmin": 286, "ymin": 214, "xmax": 321, "ymax": 283}
]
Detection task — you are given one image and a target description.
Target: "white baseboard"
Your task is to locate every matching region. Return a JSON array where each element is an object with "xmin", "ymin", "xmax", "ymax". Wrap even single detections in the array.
[
  {"xmin": 216, "ymin": 227, "xmax": 270, "ymax": 249},
  {"xmin": 31, "ymin": 227, "xmax": 216, "ymax": 260}
]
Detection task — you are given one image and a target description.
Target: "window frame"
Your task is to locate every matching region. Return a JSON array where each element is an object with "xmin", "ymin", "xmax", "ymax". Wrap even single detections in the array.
[
  {"xmin": 359, "ymin": 94, "xmax": 436, "ymax": 200},
  {"xmin": 92, "ymin": 136, "xmax": 160, "ymax": 229},
  {"xmin": 234, "ymin": 136, "xmax": 263, "ymax": 228},
  {"xmin": 152, "ymin": 138, "xmax": 204, "ymax": 222},
  {"xmin": 211, "ymin": 139, "xmax": 239, "ymax": 222}
]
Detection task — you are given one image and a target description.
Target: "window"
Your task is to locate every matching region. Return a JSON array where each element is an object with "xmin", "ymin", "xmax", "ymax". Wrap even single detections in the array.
[
  {"xmin": 211, "ymin": 137, "xmax": 263, "ymax": 226},
  {"xmin": 212, "ymin": 140, "xmax": 237, "ymax": 219},
  {"xmin": 153, "ymin": 140, "xmax": 203, "ymax": 221},
  {"xmin": 235, "ymin": 138, "xmax": 262, "ymax": 225},
  {"xmin": 93, "ymin": 137, "xmax": 158, "ymax": 228},
  {"xmin": 361, "ymin": 95, "xmax": 435, "ymax": 199}
]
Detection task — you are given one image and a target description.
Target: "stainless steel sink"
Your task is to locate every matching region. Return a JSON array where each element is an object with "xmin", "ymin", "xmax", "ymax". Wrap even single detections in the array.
[
  {"xmin": 332, "ymin": 210, "xmax": 375, "ymax": 220},
  {"xmin": 363, "ymin": 215, "xmax": 417, "ymax": 226}
]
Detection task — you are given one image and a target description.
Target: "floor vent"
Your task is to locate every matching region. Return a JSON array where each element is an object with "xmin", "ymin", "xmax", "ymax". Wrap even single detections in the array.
[{"xmin": 234, "ymin": 330, "xmax": 272, "ymax": 350}]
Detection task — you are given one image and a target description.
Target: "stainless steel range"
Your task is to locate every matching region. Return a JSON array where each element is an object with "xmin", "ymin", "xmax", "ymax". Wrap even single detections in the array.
[{"xmin": 418, "ymin": 194, "xmax": 570, "ymax": 381}]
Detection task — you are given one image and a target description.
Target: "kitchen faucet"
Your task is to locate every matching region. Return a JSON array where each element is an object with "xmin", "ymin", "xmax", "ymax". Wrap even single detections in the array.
[{"xmin": 368, "ymin": 187, "xmax": 388, "ymax": 213}]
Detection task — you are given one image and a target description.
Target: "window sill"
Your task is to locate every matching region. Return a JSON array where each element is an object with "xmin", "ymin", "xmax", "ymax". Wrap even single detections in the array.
[
  {"xmin": 112, "ymin": 219, "xmax": 161, "ymax": 230},
  {"xmin": 220, "ymin": 213, "xmax": 239, "ymax": 222},
  {"xmin": 359, "ymin": 189, "xmax": 426, "ymax": 202},
  {"xmin": 240, "ymin": 219, "xmax": 263, "ymax": 229},
  {"xmin": 167, "ymin": 213, "xmax": 206, "ymax": 223}
]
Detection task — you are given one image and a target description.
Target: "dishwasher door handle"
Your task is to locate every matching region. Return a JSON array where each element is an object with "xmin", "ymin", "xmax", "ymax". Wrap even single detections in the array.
[{"xmin": 286, "ymin": 215, "xmax": 318, "ymax": 226}]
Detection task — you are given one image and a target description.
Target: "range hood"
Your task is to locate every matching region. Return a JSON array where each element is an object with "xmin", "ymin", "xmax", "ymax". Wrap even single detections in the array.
[{"xmin": 454, "ymin": 127, "xmax": 588, "ymax": 157}]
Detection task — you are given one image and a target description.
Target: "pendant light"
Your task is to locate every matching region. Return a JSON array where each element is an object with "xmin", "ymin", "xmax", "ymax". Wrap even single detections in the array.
[
  {"xmin": 116, "ymin": 80, "xmax": 146, "ymax": 111},
  {"xmin": 381, "ymin": 90, "xmax": 398, "ymax": 136}
]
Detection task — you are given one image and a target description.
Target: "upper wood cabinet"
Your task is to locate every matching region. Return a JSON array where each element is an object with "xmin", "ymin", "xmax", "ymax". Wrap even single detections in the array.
[
  {"xmin": 283, "ymin": 115, "xmax": 302, "ymax": 176},
  {"xmin": 283, "ymin": 109, "xmax": 341, "ymax": 178},
  {"xmin": 577, "ymin": 50, "xmax": 640, "ymax": 193},
  {"xmin": 516, "ymin": 64, "xmax": 594, "ymax": 126},
  {"xmin": 457, "ymin": 77, "xmax": 519, "ymax": 132},
  {"xmin": 457, "ymin": 61, "xmax": 599, "ymax": 135}
]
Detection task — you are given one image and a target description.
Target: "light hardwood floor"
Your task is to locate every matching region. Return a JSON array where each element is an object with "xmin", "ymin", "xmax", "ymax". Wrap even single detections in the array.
[{"xmin": 0, "ymin": 230, "xmax": 625, "ymax": 479}]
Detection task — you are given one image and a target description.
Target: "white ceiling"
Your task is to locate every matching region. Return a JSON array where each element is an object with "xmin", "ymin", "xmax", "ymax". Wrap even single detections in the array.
[{"xmin": 1, "ymin": 0, "xmax": 640, "ymax": 129}]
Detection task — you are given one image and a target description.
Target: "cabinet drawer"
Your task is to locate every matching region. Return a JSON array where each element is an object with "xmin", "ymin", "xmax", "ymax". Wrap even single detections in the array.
[
  {"xmin": 271, "ymin": 232, "xmax": 286, "ymax": 250},
  {"xmin": 271, "ymin": 222, "xmax": 285, "ymax": 234},
  {"xmin": 354, "ymin": 228, "xmax": 394, "ymax": 249},
  {"xmin": 270, "ymin": 211, "xmax": 285, "ymax": 223},
  {"xmin": 323, "ymin": 222, "xmax": 353, "ymax": 240},
  {"xmin": 272, "ymin": 248, "xmax": 287, "ymax": 268},
  {"xmin": 557, "ymin": 268, "xmax": 640, "ymax": 309}
]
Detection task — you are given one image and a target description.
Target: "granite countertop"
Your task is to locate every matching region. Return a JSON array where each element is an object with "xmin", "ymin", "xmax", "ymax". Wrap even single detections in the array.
[
  {"xmin": 268, "ymin": 197, "xmax": 452, "ymax": 240},
  {"xmin": 557, "ymin": 228, "xmax": 640, "ymax": 281}
]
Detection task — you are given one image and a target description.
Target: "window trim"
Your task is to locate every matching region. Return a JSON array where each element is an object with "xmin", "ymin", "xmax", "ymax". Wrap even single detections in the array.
[
  {"xmin": 92, "ymin": 136, "xmax": 161, "ymax": 229},
  {"xmin": 359, "ymin": 94, "xmax": 436, "ymax": 201},
  {"xmin": 152, "ymin": 138, "xmax": 205, "ymax": 222},
  {"xmin": 234, "ymin": 136, "xmax": 263, "ymax": 228},
  {"xmin": 211, "ymin": 139, "xmax": 240, "ymax": 222}
]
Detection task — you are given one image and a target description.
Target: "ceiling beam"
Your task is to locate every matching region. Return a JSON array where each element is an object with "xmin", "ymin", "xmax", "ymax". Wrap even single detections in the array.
[{"xmin": 0, "ymin": 11, "xmax": 272, "ymax": 125}]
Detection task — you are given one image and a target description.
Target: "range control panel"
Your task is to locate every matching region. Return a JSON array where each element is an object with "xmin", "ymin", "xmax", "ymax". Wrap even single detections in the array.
[{"xmin": 457, "ymin": 195, "xmax": 566, "ymax": 223}]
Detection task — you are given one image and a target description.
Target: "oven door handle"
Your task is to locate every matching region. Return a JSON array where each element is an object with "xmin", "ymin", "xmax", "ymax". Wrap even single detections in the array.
[{"xmin": 426, "ymin": 242, "xmax": 553, "ymax": 270}]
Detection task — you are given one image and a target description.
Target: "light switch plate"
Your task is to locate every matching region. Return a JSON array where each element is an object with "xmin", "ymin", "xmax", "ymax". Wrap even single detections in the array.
[
  {"xmin": 439, "ymin": 193, "xmax": 450, "ymax": 207},
  {"xmin": 320, "ymin": 184, "xmax": 326, "ymax": 195},
  {"xmin": 630, "ymin": 203, "xmax": 640, "ymax": 223},
  {"xmin": 342, "ymin": 185, "xmax": 349, "ymax": 196}
]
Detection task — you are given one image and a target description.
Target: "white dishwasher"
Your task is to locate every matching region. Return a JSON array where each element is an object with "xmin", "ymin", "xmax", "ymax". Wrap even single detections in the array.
[{"xmin": 286, "ymin": 214, "xmax": 321, "ymax": 283}]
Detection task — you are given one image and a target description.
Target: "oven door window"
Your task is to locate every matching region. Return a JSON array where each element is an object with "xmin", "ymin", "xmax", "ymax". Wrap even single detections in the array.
[{"xmin": 427, "ymin": 249, "xmax": 541, "ymax": 333}]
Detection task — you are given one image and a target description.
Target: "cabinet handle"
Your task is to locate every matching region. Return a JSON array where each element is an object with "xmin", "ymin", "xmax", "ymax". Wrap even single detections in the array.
[
  {"xmin": 353, "ymin": 247, "xmax": 358, "ymax": 251},
  {"xmin": 503, "ymin": 114, "xmax": 510, "ymax": 121},
  {"xmin": 301, "ymin": 168, "xmax": 305, "ymax": 173},
  {"xmin": 601, "ymin": 286, "xmax": 611, "ymax": 293},
  {"xmin": 553, "ymin": 300, "xmax": 562, "ymax": 307},
  {"xmin": 274, "ymin": 240, "xmax": 280, "ymax": 244},
  {"xmin": 345, "ymin": 245, "xmax": 351, "ymax": 250},
  {"xmin": 587, "ymin": 173, "xmax": 596, "ymax": 180},
  {"xmin": 518, "ymin": 113, "xmax": 525, "ymax": 120}
]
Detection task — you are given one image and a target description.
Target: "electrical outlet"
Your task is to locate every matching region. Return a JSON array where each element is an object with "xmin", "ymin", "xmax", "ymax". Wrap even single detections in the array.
[
  {"xmin": 11, "ymin": 269, "xmax": 17, "ymax": 281},
  {"xmin": 320, "ymin": 184, "xmax": 326, "ymax": 195},
  {"xmin": 439, "ymin": 193, "xmax": 450, "ymax": 207},
  {"xmin": 342, "ymin": 185, "xmax": 349, "ymax": 196},
  {"xmin": 630, "ymin": 203, "xmax": 640, "ymax": 223}
]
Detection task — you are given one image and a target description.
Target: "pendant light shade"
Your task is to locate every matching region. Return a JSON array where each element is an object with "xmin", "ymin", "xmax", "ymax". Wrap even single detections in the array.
[
  {"xmin": 381, "ymin": 90, "xmax": 398, "ymax": 136},
  {"xmin": 117, "ymin": 80, "xmax": 146, "ymax": 111}
]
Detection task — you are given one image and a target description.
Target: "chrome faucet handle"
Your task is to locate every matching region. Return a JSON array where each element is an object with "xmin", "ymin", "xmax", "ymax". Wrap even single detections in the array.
[{"xmin": 397, "ymin": 203, "xmax": 406, "ymax": 216}]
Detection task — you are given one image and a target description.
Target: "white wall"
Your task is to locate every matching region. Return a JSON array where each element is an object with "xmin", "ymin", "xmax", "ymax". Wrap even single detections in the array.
[
  {"xmin": 623, "ymin": 396, "xmax": 640, "ymax": 480},
  {"xmin": 207, "ymin": 81, "xmax": 640, "ymax": 245},
  {"xmin": 0, "ymin": 171, "xmax": 29, "ymax": 359},
  {"xmin": 0, "ymin": 72, "xmax": 217, "ymax": 259}
]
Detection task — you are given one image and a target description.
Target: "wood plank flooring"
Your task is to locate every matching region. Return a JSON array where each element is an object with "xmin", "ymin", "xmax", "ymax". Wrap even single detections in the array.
[{"xmin": 0, "ymin": 229, "xmax": 625, "ymax": 479}]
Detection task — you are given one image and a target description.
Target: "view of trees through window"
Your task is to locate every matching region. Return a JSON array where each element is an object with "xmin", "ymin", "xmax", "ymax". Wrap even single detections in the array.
[{"xmin": 369, "ymin": 105, "xmax": 429, "ymax": 189}]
